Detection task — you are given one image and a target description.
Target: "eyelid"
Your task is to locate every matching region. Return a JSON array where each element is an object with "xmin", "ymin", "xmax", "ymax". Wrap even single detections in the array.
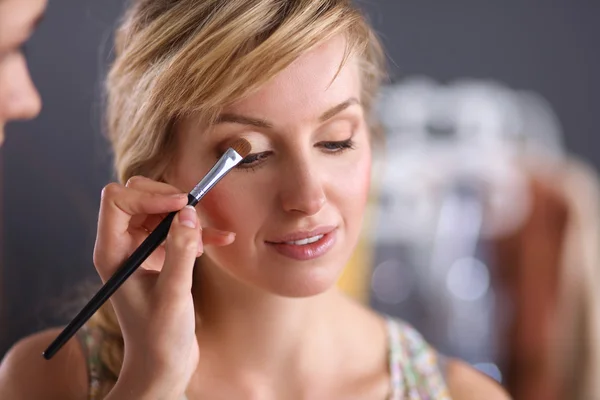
[
  {"xmin": 214, "ymin": 137, "xmax": 250, "ymax": 157},
  {"xmin": 320, "ymin": 111, "xmax": 362, "ymax": 126},
  {"xmin": 215, "ymin": 133, "xmax": 270, "ymax": 153},
  {"xmin": 317, "ymin": 117, "xmax": 359, "ymax": 136}
]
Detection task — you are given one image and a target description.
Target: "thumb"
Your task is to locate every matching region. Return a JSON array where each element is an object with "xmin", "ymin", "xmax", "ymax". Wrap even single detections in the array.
[{"xmin": 156, "ymin": 206, "xmax": 201, "ymax": 299}]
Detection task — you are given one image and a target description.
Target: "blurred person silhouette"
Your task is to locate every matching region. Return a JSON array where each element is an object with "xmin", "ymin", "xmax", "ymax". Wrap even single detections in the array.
[
  {"xmin": 0, "ymin": 0, "xmax": 46, "ymax": 359},
  {"xmin": 0, "ymin": 0, "xmax": 45, "ymax": 144}
]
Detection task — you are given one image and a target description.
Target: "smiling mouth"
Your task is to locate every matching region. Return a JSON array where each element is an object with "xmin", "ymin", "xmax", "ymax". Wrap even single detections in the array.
[
  {"xmin": 265, "ymin": 230, "xmax": 337, "ymax": 261},
  {"xmin": 276, "ymin": 234, "xmax": 324, "ymax": 246},
  {"xmin": 265, "ymin": 225, "xmax": 337, "ymax": 245}
]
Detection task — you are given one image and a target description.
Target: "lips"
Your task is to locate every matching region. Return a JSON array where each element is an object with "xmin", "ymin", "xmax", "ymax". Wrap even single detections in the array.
[
  {"xmin": 265, "ymin": 226, "xmax": 337, "ymax": 261},
  {"xmin": 266, "ymin": 226, "xmax": 337, "ymax": 244}
]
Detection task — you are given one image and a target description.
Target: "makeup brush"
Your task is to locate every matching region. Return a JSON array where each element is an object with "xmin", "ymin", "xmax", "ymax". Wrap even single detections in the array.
[{"xmin": 43, "ymin": 139, "xmax": 251, "ymax": 359}]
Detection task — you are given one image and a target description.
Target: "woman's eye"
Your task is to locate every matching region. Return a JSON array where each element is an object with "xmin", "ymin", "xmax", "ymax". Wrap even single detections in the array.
[
  {"xmin": 319, "ymin": 138, "xmax": 355, "ymax": 153},
  {"xmin": 237, "ymin": 152, "xmax": 271, "ymax": 168},
  {"xmin": 232, "ymin": 139, "xmax": 354, "ymax": 172}
]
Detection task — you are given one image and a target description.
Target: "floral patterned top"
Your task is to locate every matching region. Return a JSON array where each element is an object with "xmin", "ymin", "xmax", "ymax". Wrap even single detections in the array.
[{"xmin": 76, "ymin": 318, "xmax": 451, "ymax": 399}]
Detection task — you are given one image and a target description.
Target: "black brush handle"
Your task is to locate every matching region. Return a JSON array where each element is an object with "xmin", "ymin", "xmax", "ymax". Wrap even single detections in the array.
[{"xmin": 43, "ymin": 194, "xmax": 198, "ymax": 360}]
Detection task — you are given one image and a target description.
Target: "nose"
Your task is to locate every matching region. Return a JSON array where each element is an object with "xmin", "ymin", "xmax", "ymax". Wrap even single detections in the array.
[
  {"xmin": 278, "ymin": 155, "xmax": 326, "ymax": 216},
  {"xmin": 0, "ymin": 52, "xmax": 42, "ymax": 123}
]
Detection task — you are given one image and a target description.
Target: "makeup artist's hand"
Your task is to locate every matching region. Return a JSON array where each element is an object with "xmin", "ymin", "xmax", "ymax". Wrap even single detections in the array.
[{"xmin": 93, "ymin": 176, "xmax": 235, "ymax": 399}]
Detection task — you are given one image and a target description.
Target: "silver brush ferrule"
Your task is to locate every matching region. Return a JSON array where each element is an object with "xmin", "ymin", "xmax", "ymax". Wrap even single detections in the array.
[{"xmin": 189, "ymin": 148, "xmax": 243, "ymax": 202}]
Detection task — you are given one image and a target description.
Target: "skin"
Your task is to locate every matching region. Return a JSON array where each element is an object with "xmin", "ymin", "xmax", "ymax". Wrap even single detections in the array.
[
  {"xmin": 0, "ymin": 0, "xmax": 45, "ymax": 145},
  {"xmin": 0, "ymin": 34, "xmax": 510, "ymax": 399}
]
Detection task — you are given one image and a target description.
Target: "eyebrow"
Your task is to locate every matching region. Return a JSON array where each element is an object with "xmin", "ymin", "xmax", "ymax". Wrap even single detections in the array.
[
  {"xmin": 214, "ymin": 97, "xmax": 361, "ymax": 129},
  {"xmin": 318, "ymin": 97, "xmax": 360, "ymax": 122},
  {"xmin": 215, "ymin": 114, "xmax": 273, "ymax": 129}
]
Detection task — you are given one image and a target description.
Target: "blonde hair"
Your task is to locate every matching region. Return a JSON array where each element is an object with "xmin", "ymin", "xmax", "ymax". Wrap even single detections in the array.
[{"xmin": 91, "ymin": 0, "xmax": 385, "ymax": 394}]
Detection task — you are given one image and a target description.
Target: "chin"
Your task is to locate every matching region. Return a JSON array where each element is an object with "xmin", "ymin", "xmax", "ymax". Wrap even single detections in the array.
[
  {"xmin": 259, "ymin": 262, "xmax": 344, "ymax": 298},
  {"xmin": 206, "ymin": 239, "xmax": 357, "ymax": 298}
]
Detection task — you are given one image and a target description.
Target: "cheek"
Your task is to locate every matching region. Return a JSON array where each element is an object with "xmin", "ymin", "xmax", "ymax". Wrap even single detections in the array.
[
  {"xmin": 355, "ymin": 151, "xmax": 372, "ymax": 203},
  {"xmin": 196, "ymin": 178, "xmax": 270, "ymax": 280},
  {"xmin": 198, "ymin": 185, "xmax": 248, "ymax": 231},
  {"xmin": 331, "ymin": 148, "xmax": 372, "ymax": 215},
  {"xmin": 172, "ymin": 155, "xmax": 259, "ymax": 233},
  {"xmin": 197, "ymin": 177, "xmax": 268, "ymax": 237}
]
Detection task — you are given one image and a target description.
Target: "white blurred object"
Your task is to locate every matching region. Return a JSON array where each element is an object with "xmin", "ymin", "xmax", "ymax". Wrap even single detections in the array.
[
  {"xmin": 372, "ymin": 77, "xmax": 564, "ymax": 243},
  {"xmin": 446, "ymin": 257, "xmax": 490, "ymax": 302},
  {"xmin": 371, "ymin": 259, "xmax": 416, "ymax": 305}
]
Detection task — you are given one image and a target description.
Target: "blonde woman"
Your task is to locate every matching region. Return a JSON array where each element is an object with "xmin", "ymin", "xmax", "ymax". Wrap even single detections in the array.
[{"xmin": 0, "ymin": 1, "xmax": 508, "ymax": 398}]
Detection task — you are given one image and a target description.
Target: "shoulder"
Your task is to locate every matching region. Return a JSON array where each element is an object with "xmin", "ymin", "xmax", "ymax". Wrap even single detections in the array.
[
  {"xmin": 388, "ymin": 319, "xmax": 509, "ymax": 399},
  {"xmin": 446, "ymin": 360, "xmax": 511, "ymax": 400},
  {"xmin": 0, "ymin": 328, "xmax": 89, "ymax": 400}
]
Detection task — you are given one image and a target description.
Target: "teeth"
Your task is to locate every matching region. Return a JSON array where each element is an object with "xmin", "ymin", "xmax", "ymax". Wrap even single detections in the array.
[{"xmin": 285, "ymin": 234, "xmax": 324, "ymax": 246}]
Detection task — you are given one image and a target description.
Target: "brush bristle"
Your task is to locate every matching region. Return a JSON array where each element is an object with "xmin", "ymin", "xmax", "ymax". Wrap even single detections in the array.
[{"xmin": 231, "ymin": 138, "xmax": 252, "ymax": 158}]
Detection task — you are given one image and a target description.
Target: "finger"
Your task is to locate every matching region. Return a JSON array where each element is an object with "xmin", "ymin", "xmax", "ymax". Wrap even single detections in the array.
[
  {"xmin": 99, "ymin": 184, "xmax": 187, "ymax": 238},
  {"xmin": 94, "ymin": 183, "xmax": 188, "ymax": 281},
  {"xmin": 139, "ymin": 219, "xmax": 235, "ymax": 255},
  {"xmin": 201, "ymin": 227, "xmax": 236, "ymax": 247},
  {"xmin": 125, "ymin": 175, "xmax": 186, "ymax": 196},
  {"xmin": 132, "ymin": 213, "xmax": 170, "ymax": 233},
  {"xmin": 156, "ymin": 206, "xmax": 201, "ymax": 299},
  {"xmin": 126, "ymin": 176, "xmax": 186, "ymax": 231}
]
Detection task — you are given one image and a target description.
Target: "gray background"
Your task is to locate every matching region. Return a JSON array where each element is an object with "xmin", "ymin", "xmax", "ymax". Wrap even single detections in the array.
[{"xmin": 2, "ymin": 0, "xmax": 599, "ymax": 358}]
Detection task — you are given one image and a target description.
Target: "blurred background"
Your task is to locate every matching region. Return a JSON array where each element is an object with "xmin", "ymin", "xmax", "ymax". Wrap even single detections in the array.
[{"xmin": 1, "ymin": 1, "xmax": 599, "ymax": 399}]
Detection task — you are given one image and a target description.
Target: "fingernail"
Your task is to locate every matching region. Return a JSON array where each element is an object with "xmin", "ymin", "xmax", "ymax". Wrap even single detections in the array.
[
  {"xmin": 171, "ymin": 193, "xmax": 188, "ymax": 199},
  {"xmin": 179, "ymin": 205, "xmax": 197, "ymax": 228},
  {"xmin": 214, "ymin": 229, "xmax": 236, "ymax": 237}
]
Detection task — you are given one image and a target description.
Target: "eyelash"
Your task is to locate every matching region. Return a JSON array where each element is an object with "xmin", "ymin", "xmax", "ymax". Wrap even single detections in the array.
[{"xmin": 236, "ymin": 138, "xmax": 356, "ymax": 171}]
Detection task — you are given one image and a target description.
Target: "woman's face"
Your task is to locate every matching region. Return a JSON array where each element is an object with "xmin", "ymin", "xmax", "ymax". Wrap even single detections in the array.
[
  {"xmin": 0, "ymin": 0, "xmax": 45, "ymax": 145},
  {"xmin": 169, "ymin": 35, "xmax": 372, "ymax": 297}
]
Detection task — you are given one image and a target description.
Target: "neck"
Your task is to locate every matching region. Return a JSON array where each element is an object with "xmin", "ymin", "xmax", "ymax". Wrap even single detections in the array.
[{"xmin": 190, "ymin": 259, "xmax": 390, "ymax": 399}]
